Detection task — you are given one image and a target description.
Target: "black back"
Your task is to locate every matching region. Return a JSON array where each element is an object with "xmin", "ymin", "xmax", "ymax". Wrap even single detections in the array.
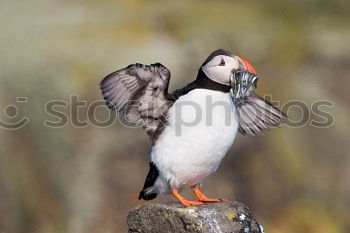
[{"xmin": 170, "ymin": 67, "xmax": 231, "ymax": 100}]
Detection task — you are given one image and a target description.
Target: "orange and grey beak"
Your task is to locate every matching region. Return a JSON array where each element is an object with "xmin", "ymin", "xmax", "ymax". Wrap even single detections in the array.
[{"xmin": 235, "ymin": 56, "xmax": 256, "ymax": 74}]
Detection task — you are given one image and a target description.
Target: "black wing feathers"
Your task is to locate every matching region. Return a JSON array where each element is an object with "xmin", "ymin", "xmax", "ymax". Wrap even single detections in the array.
[
  {"xmin": 236, "ymin": 93, "xmax": 287, "ymax": 136},
  {"xmin": 100, "ymin": 63, "xmax": 173, "ymax": 139}
]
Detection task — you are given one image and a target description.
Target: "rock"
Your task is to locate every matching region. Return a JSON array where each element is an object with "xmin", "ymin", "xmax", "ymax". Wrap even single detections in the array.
[{"xmin": 127, "ymin": 201, "xmax": 264, "ymax": 233}]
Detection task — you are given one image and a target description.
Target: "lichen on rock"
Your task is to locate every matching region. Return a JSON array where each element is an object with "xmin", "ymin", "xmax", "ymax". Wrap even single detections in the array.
[{"xmin": 127, "ymin": 201, "xmax": 264, "ymax": 233}]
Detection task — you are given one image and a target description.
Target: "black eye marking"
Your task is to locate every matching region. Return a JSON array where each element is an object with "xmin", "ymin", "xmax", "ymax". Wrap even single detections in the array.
[{"xmin": 219, "ymin": 58, "xmax": 225, "ymax": 66}]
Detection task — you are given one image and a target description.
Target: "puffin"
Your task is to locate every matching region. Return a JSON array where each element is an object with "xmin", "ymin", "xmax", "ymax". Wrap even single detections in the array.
[{"xmin": 100, "ymin": 49, "xmax": 286, "ymax": 207}]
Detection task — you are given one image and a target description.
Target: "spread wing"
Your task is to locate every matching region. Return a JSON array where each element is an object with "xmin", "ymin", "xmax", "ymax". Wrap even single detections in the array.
[
  {"xmin": 100, "ymin": 63, "xmax": 173, "ymax": 139},
  {"xmin": 236, "ymin": 93, "xmax": 287, "ymax": 136}
]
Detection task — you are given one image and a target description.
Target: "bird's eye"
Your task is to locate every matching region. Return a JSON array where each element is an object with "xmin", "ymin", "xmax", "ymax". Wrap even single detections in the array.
[{"xmin": 219, "ymin": 58, "xmax": 225, "ymax": 66}]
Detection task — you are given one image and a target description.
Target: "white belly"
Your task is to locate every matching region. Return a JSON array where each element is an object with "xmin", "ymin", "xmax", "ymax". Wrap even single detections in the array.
[{"xmin": 150, "ymin": 89, "xmax": 239, "ymax": 192}]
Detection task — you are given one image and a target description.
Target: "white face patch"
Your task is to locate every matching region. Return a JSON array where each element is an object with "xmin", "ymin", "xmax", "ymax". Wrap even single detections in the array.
[{"xmin": 201, "ymin": 55, "xmax": 238, "ymax": 85}]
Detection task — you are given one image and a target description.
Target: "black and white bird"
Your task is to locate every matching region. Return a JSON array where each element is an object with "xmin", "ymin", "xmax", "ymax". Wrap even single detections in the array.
[{"xmin": 100, "ymin": 49, "xmax": 286, "ymax": 206}]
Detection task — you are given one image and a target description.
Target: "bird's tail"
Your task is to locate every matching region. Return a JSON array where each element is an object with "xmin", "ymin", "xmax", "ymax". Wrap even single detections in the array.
[
  {"xmin": 138, "ymin": 162, "xmax": 159, "ymax": 201},
  {"xmin": 138, "ymin": 187, "xmax": 158, "ymax": 200}
]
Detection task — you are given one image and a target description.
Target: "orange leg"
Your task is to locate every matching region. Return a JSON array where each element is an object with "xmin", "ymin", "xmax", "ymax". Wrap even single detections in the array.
[
  {"xmin": 171, "ymin": 189, "xmax": 204, "ymax": 207},
  {"xmin": 193, "ymin": 185, "xmax": 227, "ymax": 203}
]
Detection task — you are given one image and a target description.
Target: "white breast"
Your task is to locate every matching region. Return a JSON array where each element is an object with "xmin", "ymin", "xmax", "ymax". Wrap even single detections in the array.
[{"xmin": 150, "ymin": 89, "xmax": 239, "ymax": 192}]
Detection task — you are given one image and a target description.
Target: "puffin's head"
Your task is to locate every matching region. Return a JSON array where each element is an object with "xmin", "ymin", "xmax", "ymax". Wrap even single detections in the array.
[{"xmin": 201, "ymin": 49, "xmax": 258, "ymax": 97}]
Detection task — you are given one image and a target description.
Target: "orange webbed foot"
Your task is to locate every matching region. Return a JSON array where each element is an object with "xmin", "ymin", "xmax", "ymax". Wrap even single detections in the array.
[
  {"xmin": 179, "ymin": 199, "xmax": 204, "ymax": 207},
  {"xmin": 193, "ymin": 185, "xmax": 227, "ymax": 203},
  {"xmin": 171, "ymin": 189, "xmax": 204, "ymax": 207},
  {"xmin": 199, "ymin": 197, "xmax": 222, "ymax": 203}
]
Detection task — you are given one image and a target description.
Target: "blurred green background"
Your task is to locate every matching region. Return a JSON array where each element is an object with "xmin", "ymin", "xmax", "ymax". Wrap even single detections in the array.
[{"xmin": 0, "ymin": 0, "xmax": 349, "ymax": 232}]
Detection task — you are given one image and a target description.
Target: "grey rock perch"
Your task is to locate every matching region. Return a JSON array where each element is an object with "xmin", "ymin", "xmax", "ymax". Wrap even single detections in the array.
[{"xmin": 127, "ymin": 202, "xmax": 264, "ymax": 233}]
